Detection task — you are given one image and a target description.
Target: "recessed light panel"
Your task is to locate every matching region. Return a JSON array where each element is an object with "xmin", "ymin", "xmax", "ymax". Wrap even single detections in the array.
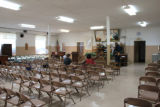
[
  {"xmin": 0, "ymin": 0, "xmax": 21, "ymax": 11},
  {"xmin": 90, "ymin": 26, "xmax": 105, "ymax": 30},
  {"xmin": 56, "ymin": 16, "xmax": 74, "ymax": 23},
  {"xmin": 138, "ymin": 21, "xmax": 148, "ymax": 27},
  {"xmin": 122, "ymin": 5, "xmax": 137, "ymax": 16},
  {"xmin": 60, "ymin": 29, "xmax": 70, "ymax": 33},
  {"xmin": 20, "ymin": 24, "xmax": 36, "ymax": 28}
]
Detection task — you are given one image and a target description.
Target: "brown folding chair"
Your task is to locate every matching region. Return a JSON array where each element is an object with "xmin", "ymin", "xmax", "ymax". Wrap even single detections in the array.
[
  {"xmin": 52, "ymin": 81, "xmax": 75, "ymax": 106},
  {"xmin": 0, "ymin": 87, "xmax": 7, "ymax": 107},
  {"xmin": 50, "ymin": 72, "xmax": 60, "ymax": 82},
  {"xmin": 60, "ymin": 74, "xmax": 72, "ymax": 86},
  {"xmin": 88, "ymin": 70, "xmax": 104, "ymax": 91},
  {"xmin": 138, "ymin": 85, "xmax": 160, "ymax": 103},
  {"xmin": 156, "ymin": 79, "xmax": 160, "ymax": 89},
  {"xmin": 139, "ymin": 76, "xmax": 156, "ymax": 86},
  {"xmin": 40, "ymin": 71, "xmax": 50, "ymax": 80},
  {"xmin": 30, "ymin": 77, "xmax": 41, "ymax": 98},
  {"xmin": 124, "ymin": 97, "xmax": 152, "ymax": 107},
  {"xmin": 4, "ymin": 88, "xmax": 19, "ymax": 107},
  {"xmin": 17, "ymin": 92, "xmax": 46, "ymax": 107},
  {"xmin": 39, "ymin": 79, "xmax": 54, "ymax": 103},
  {"xmin": 71, "ymin": 76, "xmax": 90, "ymax": 101}
]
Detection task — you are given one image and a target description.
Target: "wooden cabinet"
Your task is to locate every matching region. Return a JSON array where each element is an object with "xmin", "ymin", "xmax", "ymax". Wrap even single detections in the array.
[
  {"xmin": 1, "ymin": 44, "xmax": 12, "ymax": 57},
  {"xmin": 72, "ymin": 52, "xmax": 79, "ymax": 63},
  {"xmin": 120, "ymin": 54, "xmax": 128, "ymax": 66},
  {"xmin": 0, "ymin": 55, "xmax": 8, "ymax": 65}
]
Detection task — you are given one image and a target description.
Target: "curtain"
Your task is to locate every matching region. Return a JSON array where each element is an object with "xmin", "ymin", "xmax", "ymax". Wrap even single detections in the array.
[
  {"xmin": 35, "ymin": 35, "xmax": 47, "ymax": 54},
  {"xmin": 0, "ymin": 32, "xmax": 16, "ymax": 55}
]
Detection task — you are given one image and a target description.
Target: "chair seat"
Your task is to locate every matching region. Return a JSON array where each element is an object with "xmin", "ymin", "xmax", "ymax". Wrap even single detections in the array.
[
  {"xmin": 78, "ymin": 75, "xmax": 85, "ymax": 80},
  {"xmin": 54, "ymin": 87, "xmax": 71, "ymax": 95},
  {"xmin": 41, "ymin": 85, "xmax": 52, "ymax": 92},
  {"xmin": 7, "ymin": 96, "xmax": 19, "ymax": 105},
  {"xmin": 62, "ymin": 79, "xmax": 71, "ymax": 85},
  {"xmin": 14, "ymin": 79, "xmax": 21, "ymax": 84},
  {"xmin": 22, "ymin": 81, "xmax": 30, "ymax": 87},
  {"xmin": 139, "ymin": 91, "xmax": 158, "ymax": 102},
  {"xmin": 72, "ymin": 81, "xmax": 86, "ymax": 88},
  {"xmin": 52, "ymin": 78, "xmax": 60, "ymax": 82},
  {"xmin": 99, "ymin": 72, "xmax": 106, "ymax": 76},
  {"xmin": 0, "ymin": 93, "xmax": 6, "ymax": 100},
  {"xmin": 20, "ymin": 99, "xmax": 46, "ymax": 107},
  {"xmin": 69, "ymin": 74, "xmax": 76, "ymax": 76},
  {"xmin": 90, "ymin": 76, "xmax": 100, "ymax": 81},
  {"xmin": 43, "ymin": 76, "xmax": 50, "ymax": 80},
  {"xmin": 141, "ymin": 81, "xmax": 156, "ymax": 86},
  {"xmin": 32, "ymin": 83, "xmax": 40, "ymax": 89}
]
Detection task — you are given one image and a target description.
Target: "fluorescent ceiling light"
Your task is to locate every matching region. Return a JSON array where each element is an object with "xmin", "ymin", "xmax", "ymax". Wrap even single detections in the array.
[
  {"xmin": 56, "ymin": 16, "xmax": 74, "ymax": 23},
  {"xmin": 90, "ymin": 26, "xmax": 105, "ymax": 30},
  {"xmin": 138, "ymin": 21, "xmax": 148, "ymax": 27},
  {"xmin": 60, "ymin": 29, "xmax": 70, "ymax": 33},
  {"xmin": 122, "ymin": 5, "xmax": 137, "ymax": 16},
  {"xmin": 0, "ymin": 0, "xmax": 21, "ymax": 11},
  {"xmin": 19, "ymin": 24, "xmax": 36, "ymax": 28}
]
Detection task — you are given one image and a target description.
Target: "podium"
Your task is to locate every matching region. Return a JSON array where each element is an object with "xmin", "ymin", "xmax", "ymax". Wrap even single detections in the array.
[{"xmin": 72, "ymin": 52, "xmax": 79, "ymax": 63}]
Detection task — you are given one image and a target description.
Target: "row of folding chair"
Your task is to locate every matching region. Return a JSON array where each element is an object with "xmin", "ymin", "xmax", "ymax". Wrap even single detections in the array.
[
  {"xmin": 0, "ymin": 87, "xmax": 46, "ymax": 107},
  {"xmin": 124, "ymin": 64, "xmax": 160, "ymax": 107},
  {"xmin": 0, "ymin": 69, "xmax": 89, "ymax": 104}
]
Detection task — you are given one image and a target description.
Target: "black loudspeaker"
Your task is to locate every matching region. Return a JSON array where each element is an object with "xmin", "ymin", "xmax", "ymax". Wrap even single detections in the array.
[
  {"xmin": 1, "ymin": 44, "xmax": 12, "ymax": 57},
  {"xmin": 23, "ymin": 30, "xmax": 27, "ymax": 33},
  {"xmin": 20, "ymin": 33, "xmax": 24, "ymax": 38}
]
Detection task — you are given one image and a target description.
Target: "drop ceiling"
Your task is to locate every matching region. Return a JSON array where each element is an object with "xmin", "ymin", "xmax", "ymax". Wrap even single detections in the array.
[{"xmin": 0, "ymin": 0, "xmax": 159, "ymax": 33}]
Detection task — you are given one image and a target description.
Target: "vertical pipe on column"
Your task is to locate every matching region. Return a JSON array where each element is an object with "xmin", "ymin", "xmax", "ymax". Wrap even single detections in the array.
[
  {"xmin": 106, "ymin": 16, "xmax": 110, "ymax": 65},
  {"xmin": 47, "ymin": 25, "xmax": 51, "ymax": 57}
]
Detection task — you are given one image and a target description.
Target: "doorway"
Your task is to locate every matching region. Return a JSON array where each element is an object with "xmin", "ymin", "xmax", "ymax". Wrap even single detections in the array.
[{"xmin": 134, "ymin": 41, "xmax": 146, "ymax": 63}]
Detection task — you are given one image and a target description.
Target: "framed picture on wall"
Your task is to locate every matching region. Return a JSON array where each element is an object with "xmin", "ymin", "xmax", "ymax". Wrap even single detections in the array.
[{"xmin": 94, "ymin": 29, "xmax": 120, "ymax": 42}]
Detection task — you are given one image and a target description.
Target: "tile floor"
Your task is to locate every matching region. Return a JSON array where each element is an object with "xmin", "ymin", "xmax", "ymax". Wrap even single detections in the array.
[{"xmin": 0, "ymin": 64, "xmax": 146, "ymax": 107}]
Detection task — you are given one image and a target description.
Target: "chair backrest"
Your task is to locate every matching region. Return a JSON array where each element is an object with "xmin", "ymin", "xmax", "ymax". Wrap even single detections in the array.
[
  {"xmin": 60, "ymin": 74, "xmax": 69, "ymax": 79},
  {"xmin": 145, "ymin": 67, "xmax": 158, "ymax": 71},
  {"xmin": 124, "ymin": 97, "xmax": 152, "ymax": 107},
  {"xmin": 156, "ymin": 79, "xmax": 160, "ymax": 88},
  {"xmin": 52, "ymin": 81, "xmax": 65, "ymax": 88},
  {"xmin": 138, "ymin": 85, "xmax": 159, "ymax": 103},
  {"xmin": 4, "ymin": 88, "xmax": 16, "ymax": 96},
  {"xmin": 88, "ymin": 70, "xmax": 99, "ymax": 76},
  {"xmin": 139, "ymin": 76, "xmax": 156, "ymax": 86},
  {"xmin": 29, "ymin": 77, "xmax": 39, "ymax": 83},
  {"xmin": 16, "ymin": 92, "xmax": 29, "ymax": 103},
  {"xmin": 39, "ymin": 79, "xmax": 50, "ymax": 87},
  {"xmin": 71, "ymin": 76, "xmax": 82, "ymax": 81},
  {"xmin": 155, "ymin": 103, "xmax": 160, "ymax": 107},
  {"xmin": 145, "ymin": 72, "xmax": 160, "ymax": 78}
]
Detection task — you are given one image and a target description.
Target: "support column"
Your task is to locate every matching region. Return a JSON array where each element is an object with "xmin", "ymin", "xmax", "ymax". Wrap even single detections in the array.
[
  {"xmin": 47, "ymin": 25, "xmax": 51, "ymax": 57},
  {"xmin": 106, "ymin": 16, "xmax": 110, "ymax": 65}
]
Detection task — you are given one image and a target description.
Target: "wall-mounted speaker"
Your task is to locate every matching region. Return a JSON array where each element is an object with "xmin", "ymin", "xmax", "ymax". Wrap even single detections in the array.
[
  {"xmin": 23, "ymin": 30, "xmax": 28, "ymax": 33},
  {"xmin": 20, "ymin": 33, "xmax": 24, "ymax": 38}
]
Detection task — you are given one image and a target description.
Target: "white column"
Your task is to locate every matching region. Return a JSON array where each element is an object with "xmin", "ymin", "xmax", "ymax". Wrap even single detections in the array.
[
  {"xmin": 47, "ymin": 25, "xmax": 51, "ymax": 56},
  {"xmin": 106, "ymin": 16, "xmax": 110, "ymax": 65}
]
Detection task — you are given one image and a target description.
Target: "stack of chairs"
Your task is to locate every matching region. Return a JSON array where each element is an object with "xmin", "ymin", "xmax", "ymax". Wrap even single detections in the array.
[{"xmin": 124, "ymin": 62, "xmax": 160, "ymax": 107}]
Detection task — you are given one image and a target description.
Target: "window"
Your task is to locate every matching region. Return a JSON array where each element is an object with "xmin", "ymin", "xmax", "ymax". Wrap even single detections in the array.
[
  {"xmin": 0, "ymin": 32, "xmax": 16, "ymax": 55},
  {"xmin": 35, "ymin": 35, "xmax": 47, "ymax": 54}
]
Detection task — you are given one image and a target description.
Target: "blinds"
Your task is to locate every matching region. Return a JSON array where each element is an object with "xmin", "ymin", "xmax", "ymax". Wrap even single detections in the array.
[
  {"xmin": 0, "ymin": 32, "xmax": 16, "ymax": 55},
  {"xmin": 35, "ymin": 35, "xmax": 47, "ymax": 54}
]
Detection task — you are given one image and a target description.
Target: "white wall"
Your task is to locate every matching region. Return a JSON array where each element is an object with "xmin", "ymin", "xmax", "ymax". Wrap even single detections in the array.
[
  {"xmin": 0, "ymin": 28, "xmax": 57, "ymax": 47},
  {"xmin": 121, "ymin": 26, "xmax": 160, "ymax": 46},
  {"xmin": 57, "ymin": 31, "xmax": 96, "ymax": 50}
]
